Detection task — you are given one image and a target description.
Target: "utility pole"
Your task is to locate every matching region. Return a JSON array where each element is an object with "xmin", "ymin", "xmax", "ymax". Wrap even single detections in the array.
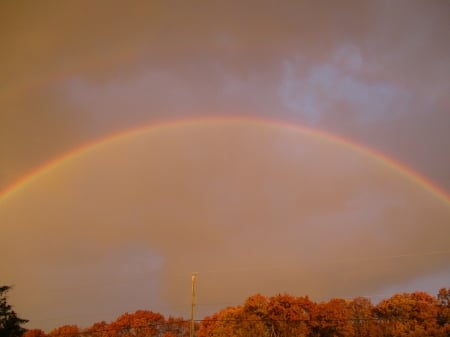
[{"xmin": 190, "ymin": 272, "xmax": 197, "ymax": 337}]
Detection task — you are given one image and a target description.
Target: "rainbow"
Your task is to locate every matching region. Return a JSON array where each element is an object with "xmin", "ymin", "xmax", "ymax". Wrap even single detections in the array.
[{"xmin": 1, "ymin": 116, "xmax": 450, "ymax": 206}]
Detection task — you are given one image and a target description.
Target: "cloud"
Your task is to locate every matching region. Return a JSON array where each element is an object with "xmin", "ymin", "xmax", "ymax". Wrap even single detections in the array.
[
  {"xmin": 278, "ymin": 46, "xmax": 413, "ymax": 125},
  {"xmin": 1, "ymin": 0, "xmax": 450, "ymax": 192}
]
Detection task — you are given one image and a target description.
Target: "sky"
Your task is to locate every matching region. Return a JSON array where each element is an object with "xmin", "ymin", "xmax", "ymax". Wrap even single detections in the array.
[{"xmin": 1, "ymin": 0, "xmax": 450, "ymax": 331}]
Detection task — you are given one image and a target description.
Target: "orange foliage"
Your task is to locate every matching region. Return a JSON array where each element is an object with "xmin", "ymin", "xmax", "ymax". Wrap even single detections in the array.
[
  {"xmin": 161, "ymin": 333, "xmax": 177, "ymax": 337},
  {"xmin": 47, "ymin": 325, "xmax": 79, "ymax": 337},
  {"xmin": 266, "ymin": 294, "xmax": 313, "ymax": 337},
  {"xmin": 107, "ymin": 310, "xmax": 164, "ymax": 337},
  {"xmin": 22, "ymin": 329, "xmax": 46, "ymax": 337},
  {"xmin": 375, "ymin": 291, "xmax": 440, "ymax": 336},
  {"xmin": 164, "ymin": 317, "xmax": 189, "ymax": 337},
  {"xmin": 349, "ymin": 297, "xmax": 380, "ymax": 337},
  {"xmin": 30, "ymin": 288, "xmax": 450, "ymax": 337},
  {"xmin": 84, "ymin": 321, "xmax": 109, "ymax": 337},
  {"xmin": 437, "ymin": 287, "xmax": 450, "ymax": 335},
  {"xmin": 310, "ymin": 298, "xmax": 354, "ymax": 337},
  {"xmin": 199, "ymin": 291, "xmax": 449, "ymax": 337},
  {"xmin": 198, "ymin": 306, "xmax": 242, "ymax": 337}
]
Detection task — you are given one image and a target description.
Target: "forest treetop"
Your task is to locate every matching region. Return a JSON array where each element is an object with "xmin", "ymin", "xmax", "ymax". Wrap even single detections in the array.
[{"xmin": 20, "ymin": 288, "xmax": 450, "ymax": 337}]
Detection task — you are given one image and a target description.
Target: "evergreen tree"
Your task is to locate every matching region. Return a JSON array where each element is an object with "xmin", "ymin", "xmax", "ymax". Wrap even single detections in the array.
[{"xmin": 0, "ymin": 286, "xmax": 28, "ymax": 337}]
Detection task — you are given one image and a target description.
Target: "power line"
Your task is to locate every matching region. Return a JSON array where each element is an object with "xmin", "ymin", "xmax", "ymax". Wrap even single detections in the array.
[{"xmin": 37, "ymin": 315, "xmax": 448, "ymax": 337}]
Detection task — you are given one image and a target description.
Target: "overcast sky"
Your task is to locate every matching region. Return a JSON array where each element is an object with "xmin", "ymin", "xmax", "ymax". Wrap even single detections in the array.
[{"xmin": 1, "ymin": 0, "xmax": 449, "ymax": 332}]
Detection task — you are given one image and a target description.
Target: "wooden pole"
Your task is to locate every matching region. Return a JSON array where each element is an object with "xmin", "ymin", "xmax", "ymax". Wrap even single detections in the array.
[{"xmin": 190, "ymin": 272, "xmax": 197, "ymax": 337}]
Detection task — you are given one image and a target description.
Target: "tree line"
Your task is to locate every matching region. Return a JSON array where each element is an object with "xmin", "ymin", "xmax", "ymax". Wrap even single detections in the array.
[
  {"xmin": 2, "ymin": 286, "xmax": 449, "ymax": 337},
  {"xmin": 198, "ymin": 289, "xmax": 450, "ymax": 337}
]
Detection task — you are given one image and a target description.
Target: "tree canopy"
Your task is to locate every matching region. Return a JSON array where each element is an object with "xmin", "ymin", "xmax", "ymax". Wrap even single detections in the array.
[{"xmin": 15, "ymin": 287, "xmax": 450, "ymax": 337}]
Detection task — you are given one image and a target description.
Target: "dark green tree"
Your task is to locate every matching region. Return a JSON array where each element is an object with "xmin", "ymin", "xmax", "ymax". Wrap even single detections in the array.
[{"xmin": 0, "ymin": 286, "xmax": 28, "ymax": 337}]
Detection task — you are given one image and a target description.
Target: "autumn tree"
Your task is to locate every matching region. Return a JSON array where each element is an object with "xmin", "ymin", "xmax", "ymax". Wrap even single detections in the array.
[
  {"xmin": 0, "ymin": 286, "xmax": 28, "ymax": 337},
  {"xmin": 197, "ymin": 311, "xmax": 218, "ymax": 337},
  {"xmin": 48, "ymin": 313, "xmax": 189, "ymax": 337},
  {"xmin": 348, "ymin": 297, "xmax": 380, "ymax": 337},
  {"xmin": 237, "ymin": 294, "xmax": 269, "ymax": 337},
  {"xmin": 22, "ymin": 329, "xmax": 47, "ymax": 337},
  {"xmin": 198, "ymin": 306, "xmax": 242, "ymax": 337},
  {"xmin": 84, "ymin": 321, "xmax": 109, "ymax": 337},
  {"xmin": 107, "ymin": 310, "xmax": 164, "ymax": 337},
  {"xmin": 21, "ymin": 330, "xmax": 45, "ymax": 337},
  {"xmin": 436, "ymin": 288, "xmax": 450, "ymax": 336},
  {"xmin": 163, "ymin": 317, "xmax": 189, "ymax": 337},
  {"xmin": 266, "ymin": 294, "xmax": 313, "ymax": 337},
  {"xmin": 310, "ymin": 298, "xmax": 354, "ymax": 337},
  {"xmin": 29, "ymin": 289, "xmax": 450, "ymax": 337},
  {"xmin": 375, "ymin": 291, "xmax": 440, "ymax": 337},
  {"xmin": 47, "ymin": 325, "xmax": 79, "ymax": 337}
]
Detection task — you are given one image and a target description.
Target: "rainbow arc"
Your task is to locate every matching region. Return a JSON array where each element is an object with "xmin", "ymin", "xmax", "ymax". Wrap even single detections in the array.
[{"xmin": 1, "ymin": 117, "xmax": 449, "ymax": 206}]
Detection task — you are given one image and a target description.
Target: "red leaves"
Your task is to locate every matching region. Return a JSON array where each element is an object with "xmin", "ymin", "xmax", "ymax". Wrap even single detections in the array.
[
  {"xmin": 47, "ymin": 325, "xmax": 79, "ymax": 337},
  {"xmin": 105, "ymin": 310, "xmax": 179, "ymax": 337},
  {"xmin": 375, "ymin": 291, "xmax": 442, "ymax": 336},
  {"xmin": 199, "ymin": 289, "xmax": 450, "ymax": 337},
  {"xmin": 34, "ymin": 311, "xmax": 188, "ymax": 337},
  {"xmin": 309, "ymin": 299, "xmax": 354, "ymax": 337},
  {"xmin": 22, "ymin": 329, "xmax": 46, "ymax": 337},
  {"xmin": 28, "ymin": 288, "xmax": 450, "ymax": 337},
  {"xmin": 108, "ymin": 310, "xmax": 165, "ymax": 337}
]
